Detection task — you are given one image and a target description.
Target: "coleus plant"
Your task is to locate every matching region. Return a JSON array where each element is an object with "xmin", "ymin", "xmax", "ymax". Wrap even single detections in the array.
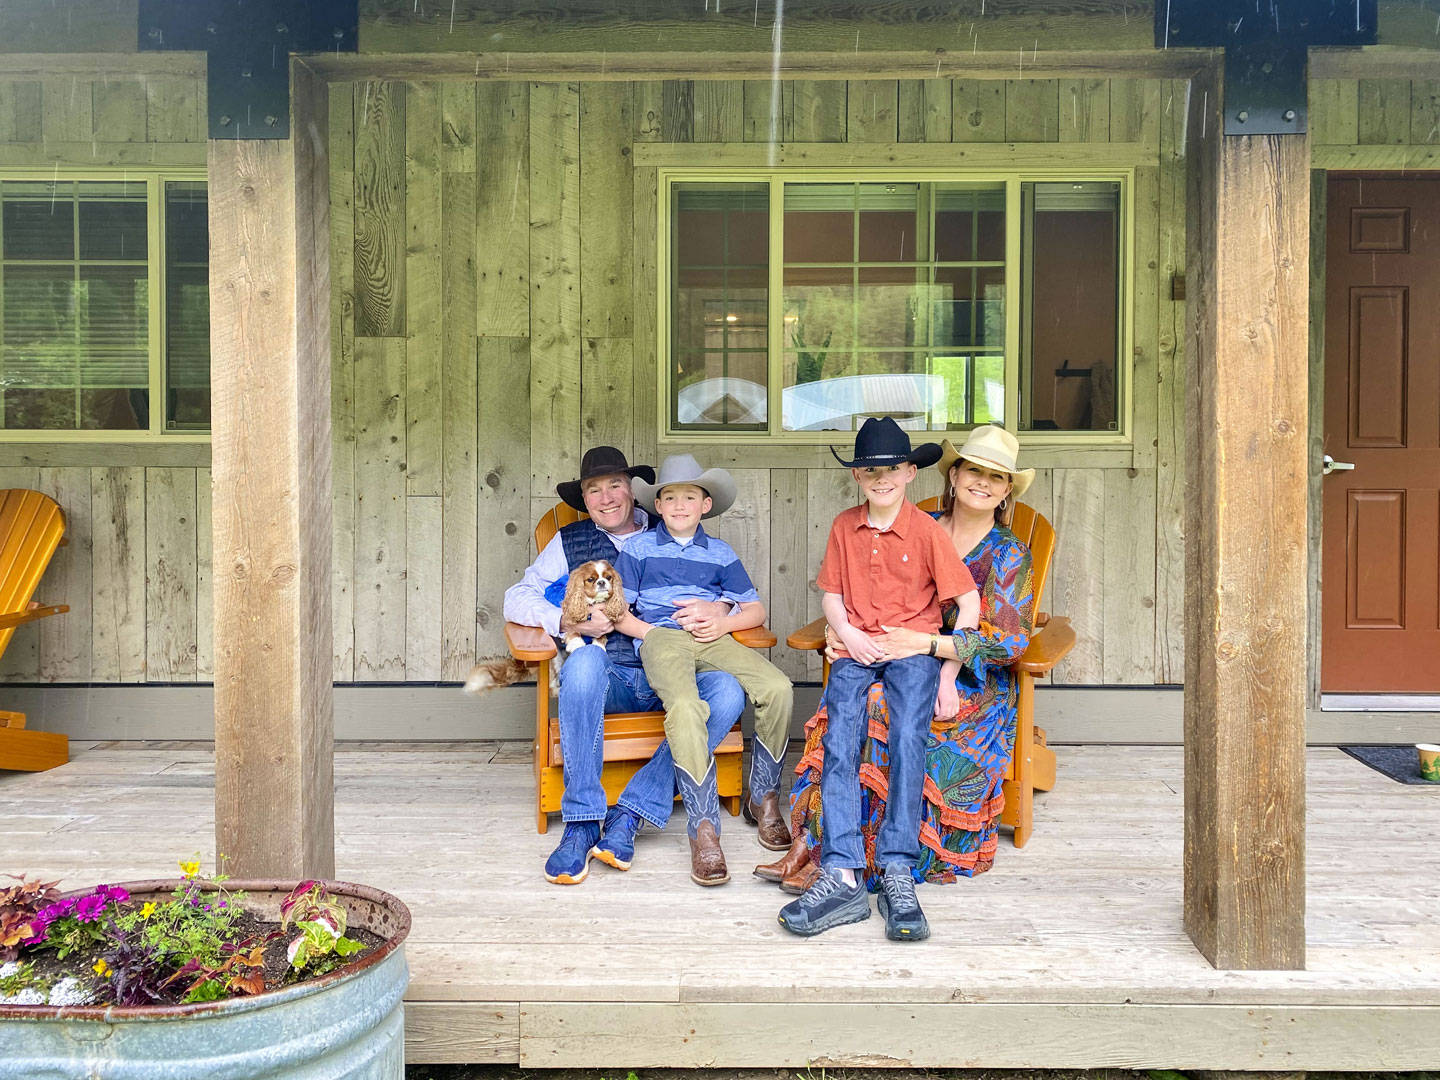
[{"xmin": 279, "ymin": 881, "xmax": 364, "ymax": 972}]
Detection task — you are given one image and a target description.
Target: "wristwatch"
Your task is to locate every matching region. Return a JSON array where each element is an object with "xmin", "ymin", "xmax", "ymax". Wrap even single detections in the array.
[{"xmin": 928, "ymin": 635, "xmax": 938, "ymax": 657}]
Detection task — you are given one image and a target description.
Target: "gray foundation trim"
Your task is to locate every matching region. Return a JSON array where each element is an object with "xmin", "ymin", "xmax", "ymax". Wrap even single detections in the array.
[{"xmin": 8, "ymin": 683, "xmax": 1440, "ymax": 745}]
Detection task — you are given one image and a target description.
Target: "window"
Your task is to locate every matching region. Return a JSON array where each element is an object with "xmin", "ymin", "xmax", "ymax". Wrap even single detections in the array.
[
  {"xmin": 662, "ymin": 172, "xmax": 1128, "ymax": 441},
  {"xmin": 0, "ymin": 173, "xmax": 209, "ymax": 439}
]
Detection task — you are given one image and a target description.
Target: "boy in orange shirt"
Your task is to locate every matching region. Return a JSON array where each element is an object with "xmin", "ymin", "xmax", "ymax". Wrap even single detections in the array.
[{"xmin": 779, "ymin": 417, "xmax": 978, "ymax": 942}]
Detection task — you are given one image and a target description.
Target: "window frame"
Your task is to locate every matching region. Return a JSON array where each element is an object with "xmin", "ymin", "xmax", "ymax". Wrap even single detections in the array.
[
  {"xmin": 655, "ymin": 166, "xmax": 1136, "ymax": 448},
  {"xmin": 0, "ymin": 166, "xmax": 210, "ymax": 444}
]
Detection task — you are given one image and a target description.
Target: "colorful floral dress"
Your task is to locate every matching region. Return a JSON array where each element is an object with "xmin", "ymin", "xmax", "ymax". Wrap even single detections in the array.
[{"xmin": 787, "ymin": 520, "xmax": 1035, "ymax": 886}]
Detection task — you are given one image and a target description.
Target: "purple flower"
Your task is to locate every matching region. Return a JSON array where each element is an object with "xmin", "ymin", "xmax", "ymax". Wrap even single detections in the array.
[
  {"xmin": 75, "ymin": 894, "xmax": 106, "ymax": 923},
  {"xmin": 217, "ymin": 901, "xmax": 227, "ymax": 909},
  {"xmin": 203, "ymin": 904, "xmax": 211, "ymax": 912},
  {"xmin": 97, "ymin": 885, "xmax": 130, "ymax": 904}
]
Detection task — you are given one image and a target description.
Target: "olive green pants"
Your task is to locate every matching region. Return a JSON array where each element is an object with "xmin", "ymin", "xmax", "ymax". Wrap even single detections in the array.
[{"xmin": 639, "ymin": 628, "xmax": 793, "ymax": 783}]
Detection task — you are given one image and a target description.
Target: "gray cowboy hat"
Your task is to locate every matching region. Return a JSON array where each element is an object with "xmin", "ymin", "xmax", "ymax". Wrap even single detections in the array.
[{"xmin": 632, "ymin": 454, "xmax": 737, "ymax": 520}]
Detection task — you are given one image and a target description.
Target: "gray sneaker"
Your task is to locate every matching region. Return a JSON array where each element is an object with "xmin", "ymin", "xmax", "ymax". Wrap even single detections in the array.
[
  {"xmin": 778, "ymin": 867, "xmax": 870, "ymax": 936},
  {"xmin": 877, "ymin": 865, "xmax": 930, "ymax": 941}
]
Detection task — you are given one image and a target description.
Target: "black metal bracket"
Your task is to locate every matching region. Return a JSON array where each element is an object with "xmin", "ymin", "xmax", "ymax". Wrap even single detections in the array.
[
  {"xmin": 1156, "ymin": 0, "xmax": 1376, "ymax": 137},
  {"xmin": 139, "ymin": 0, "xmax": 357, "ymax": 140},
  {"xmin": 1224, "ymin": 46, "xmax": 1308, "ymax": 136}
]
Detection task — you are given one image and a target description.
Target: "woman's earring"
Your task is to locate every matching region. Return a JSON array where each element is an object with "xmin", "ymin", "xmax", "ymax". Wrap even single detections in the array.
[
  {"xmin": 998, "ymin": 497, "xmax": 1008, "ymax": 511},
  {"xmin": 948, "ymin": 486, "xmax": 955, "ymax": 497}
]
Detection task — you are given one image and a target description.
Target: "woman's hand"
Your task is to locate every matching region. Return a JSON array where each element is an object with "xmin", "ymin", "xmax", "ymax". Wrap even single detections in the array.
[
  {"xmin": 873, "ymin": 625, "xmax": 931, "ymax": 660},
  {"xmin": 835, "ymin": 623, "xmax": 885, "ymax": 665},
  {"xmin": 934, "ymin": 679, "xmax": 960, "ymax": 721}
]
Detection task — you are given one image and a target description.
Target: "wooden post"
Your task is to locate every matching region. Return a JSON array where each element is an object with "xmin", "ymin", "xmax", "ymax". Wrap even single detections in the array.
[
  {"xmin": 209, "ymin": 61, "xmax": 335, "ymax": 879},
  {"xmin": 1182, "ymin": 62, "xmax": 1308, "ymax": 969}
]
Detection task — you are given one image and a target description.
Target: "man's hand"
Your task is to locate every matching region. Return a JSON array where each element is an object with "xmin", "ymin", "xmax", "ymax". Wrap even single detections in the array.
[
  {"xmin": 672, "ymin": 598, "xmax": 729, "ymax": 643},
  {"xmin": 873, "ymin": 624, "xmax": 930, "ymax": 661},
  {"xmin": 836, "ymin": 624, "xmax": 885, "ymax": 665},
  {"xmin": 560, "ymin": 608, "xmax": 615, "ymax": 638}
]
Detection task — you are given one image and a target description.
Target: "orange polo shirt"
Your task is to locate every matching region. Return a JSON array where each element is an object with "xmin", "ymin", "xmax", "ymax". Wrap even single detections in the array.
[{"xmin": 816, "ymin": 499, "xmax": 976, "ymax": 637}]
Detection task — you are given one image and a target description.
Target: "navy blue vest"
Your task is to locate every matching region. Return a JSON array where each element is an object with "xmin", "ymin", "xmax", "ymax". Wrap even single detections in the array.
[{"xmin": 558, "ymin": 520, "xmax": 643, "ymax": 668}]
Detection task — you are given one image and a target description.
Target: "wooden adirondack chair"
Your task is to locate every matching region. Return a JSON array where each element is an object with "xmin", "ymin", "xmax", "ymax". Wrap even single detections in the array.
[
  {"xmin": 785, "ymin": 497, "xmax": 1075, "ymax": 848},
  {"xmin": 0, "ymin": 489, "xmax": 71, "ymax": 772},
  {"xmin": 504, "ymin": 502, "xmax": 778, "ymax": 833}
]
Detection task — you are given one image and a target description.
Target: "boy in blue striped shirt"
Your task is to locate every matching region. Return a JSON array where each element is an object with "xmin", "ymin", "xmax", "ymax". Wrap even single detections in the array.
[{"xmin": 614, "ymin": 454, "xmax": 793, "ymax": 887}]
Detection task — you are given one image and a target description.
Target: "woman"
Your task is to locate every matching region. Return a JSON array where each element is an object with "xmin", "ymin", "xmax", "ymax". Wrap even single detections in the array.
[{"xmin": 756, "ymin": 424, "xmax": 1036, "ymax": 890}]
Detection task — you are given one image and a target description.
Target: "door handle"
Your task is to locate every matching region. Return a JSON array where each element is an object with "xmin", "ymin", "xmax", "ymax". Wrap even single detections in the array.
[{"xmin": 1322, "ymin": 454, "xmax": 1355, "ymax": 476}]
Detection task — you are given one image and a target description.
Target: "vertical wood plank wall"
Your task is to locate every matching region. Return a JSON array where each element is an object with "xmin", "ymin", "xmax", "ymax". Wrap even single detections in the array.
[{"xmin": 0, "ymin": 74, "xmax": 1427, "ymax": 693}]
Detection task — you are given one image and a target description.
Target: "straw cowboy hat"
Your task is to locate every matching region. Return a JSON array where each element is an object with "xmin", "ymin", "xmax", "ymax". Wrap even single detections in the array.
[
  {"xmin": 937, "ymin": 425, "xmax": 1035, "ymax": 498},
  {"xmin": 632, "ymin": 454, "xmax": 738, "ymax": 520}
]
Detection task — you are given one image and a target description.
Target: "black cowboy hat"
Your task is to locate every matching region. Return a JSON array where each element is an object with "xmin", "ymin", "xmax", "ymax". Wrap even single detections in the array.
[
  {"xmin": 830, "ymin": 416, "xmax": 943, "ymax": 470},
  {"xmin": 556, "ymin": 446, "xmax": 656, "ymax": 511}
]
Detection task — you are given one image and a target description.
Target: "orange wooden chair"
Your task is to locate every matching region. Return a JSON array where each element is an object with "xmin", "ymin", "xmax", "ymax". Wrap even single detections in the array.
[
  {"xmin": 0, "ymin": 489, "xmax": 71, "ymax": 772},
  {"xmin": 785, "ymin": 498, "xmax": 1075, "ymax": 847},
  {"xmin": 504, "ymin": 502, "xmax": 778, "ymax": 833}
]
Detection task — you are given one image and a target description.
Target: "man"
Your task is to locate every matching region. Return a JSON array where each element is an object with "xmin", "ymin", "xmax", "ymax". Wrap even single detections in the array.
[{"xmin": 503, "ymin": 446, "xmax": 746, "ymax": 885}]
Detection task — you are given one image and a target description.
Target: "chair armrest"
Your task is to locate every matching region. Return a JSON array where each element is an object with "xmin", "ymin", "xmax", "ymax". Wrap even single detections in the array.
[
  {"xmin": 503, "ymin": 622, "xmax": 557, "ymax": 662},
  {"xmin": 733, "ymin": 625, "xmax": 778, "ymax": 649},
  {"xmin": 786, "ymin": 615, "xmax": 829, "ymax": 652},
  {"xmin": 0, "ymin": 604, "xmax": 69, "ymax": 631},
  {"xmin": 1015, "ymin": 615, "xmax": 1075, "ymax": 675}
]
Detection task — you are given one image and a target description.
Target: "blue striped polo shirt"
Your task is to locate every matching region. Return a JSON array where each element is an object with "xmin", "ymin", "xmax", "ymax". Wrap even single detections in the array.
[{"xmin": 614, "ymin": 521, "xmax": 760, "ymax": 634}]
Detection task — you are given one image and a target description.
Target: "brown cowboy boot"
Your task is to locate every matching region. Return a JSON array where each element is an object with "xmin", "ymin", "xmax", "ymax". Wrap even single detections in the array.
[
  {"xmin": 780, "ymin": 860, "xmax": 823, "ymax": 896},
  {"xmin": 742, "ymin": 790, "xmax": 792, "ymax": 851},
  {"xmin": 689, "ymin": 819, "xmax": 730, "ymax": 886},
  {"xmin": 753, "ymin": 835, "xmax": 811, "ymax": 884}
]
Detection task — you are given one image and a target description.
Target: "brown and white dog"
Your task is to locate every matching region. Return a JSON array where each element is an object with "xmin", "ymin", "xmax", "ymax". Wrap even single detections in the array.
[{"xmin": 463, "ymin": 560, "xmax": 628, "ymax": 695}]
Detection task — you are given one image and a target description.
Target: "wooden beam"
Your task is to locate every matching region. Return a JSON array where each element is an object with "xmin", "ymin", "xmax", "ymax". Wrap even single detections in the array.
[
  {"xmin": 1182, "ymin": 62, "xmax": 1308, "ymax": 970},
  {"xmin": 209, "ymin": 60, "xmax": 335, "ymax": 880},
  {"xmin": 353, "ymin": 0, "xmax": 1440, "ymax": 54},
  {"xmin": 1311, "ymin": 144, "xmax": 1440, "ymax": 169},
  {"xmin": 0, "ymin": 53, "xmax": 206, "ymax": 77},
  {"xmin": 632, "ymin": 140, "xmax": 1156, "ymax": 168},
  {"xmin": 301, "ymin": 50, "xmax": 1209, "ymax": 83}
]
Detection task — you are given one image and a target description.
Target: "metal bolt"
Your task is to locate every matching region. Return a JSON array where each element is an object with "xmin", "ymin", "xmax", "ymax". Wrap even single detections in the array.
[
  {"xmin": 1261, "ymin": 62, "xmax": 1273, "ymax": 74},
  {"xmin": 275, "ymin": 21, "xmax": 288, "ymax": 33},
  {"xmin": 265, "ymin": 115, "xmax": 278, "ymax": 127},
  {"xmin": 206, "ymin": 21, "xmax": 217, "ymax": 33},
  {"xmin": 1283, "ymin": 109, "xmax": 1297, "ymax": 122},
  {"xmin": 218, "ymin": 115, "xmax": 232, "ymax": 126},
  {"xmin": 1169, "ymin": 24, "xmax": 1180, "ymax": 34},
  {"xmin": 333, "ymin": 27, "xmax": 345, "ymax": 39},
  {"xmin": 147, "ymin": 26, "xmax": 161, "ymax": 39},
  {"xmin": 241, "ymin": 66, "xmax": 251, "ymax": 78},
  {"xmin": 1236, "ymin": 110, "xmax": 1249, "ymax": 123}
]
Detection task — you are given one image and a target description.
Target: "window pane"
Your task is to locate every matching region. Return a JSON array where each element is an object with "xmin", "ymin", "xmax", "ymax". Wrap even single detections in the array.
[
  {"xmin": 674, "ymin": 351, "xmax": 767, "ymax": 430},
  {"xmin": 934, "ymin": 184, "xmax": 1004, "ymax": 263},
  {"xmin": 784, "ymin": 353, "xmax": 952, "ymax": 432},
  {"xmin": 857, "ymin": 183, "xmax": 918, "ymax": 263},
  {"xmin": 166, "ymin": 181, "xmax": 210, "ymax": 429},
  {"xmin": 77, "ymin": 181, "xmax": 148, "ymax": 261},
  {"xmin": 78, "ymin": 266, "xmax": 148, "ymax": 389},
  {"xmin": 855, "ymin": 267, "xmax": 926, "ymax": 348},
  {"xmin": 80, "ymin": 388, "xmax": 146, "ymax": 430},
  {"xmin": 671, "ymin": 183, "xmax": 768, "ymax": 432},
  {"xmin": 3, "ymin": 389, "xmax": 75, "ymax": 429},
  {"xmin": 1023, "ymin": 181, "xmax": 1120, "ymax": 432},
  {"xmin": 784, "ymin": 184, "xmax": 853, "ymax": 263},
  {"xmin": 2, "ymin": 181, "xmax": 75, "ymax": 260}
]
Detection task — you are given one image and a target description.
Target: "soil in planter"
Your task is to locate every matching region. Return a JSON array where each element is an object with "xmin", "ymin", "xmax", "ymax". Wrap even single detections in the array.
[{"xmin": 7, "ymin": 908, "xmax": 386, "ymax": 1008}]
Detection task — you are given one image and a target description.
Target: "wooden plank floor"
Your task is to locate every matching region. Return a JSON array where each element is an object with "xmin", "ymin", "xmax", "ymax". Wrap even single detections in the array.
[{"xmin": 4, "ymin": 741, "xmax": 1439, "ymax": 1068}]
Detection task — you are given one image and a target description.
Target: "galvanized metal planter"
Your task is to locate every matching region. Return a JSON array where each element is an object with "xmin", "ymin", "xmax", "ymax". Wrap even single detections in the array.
[{"xmin": 0, "ymin": 880, "xmax": 411, "ymax": 1080}]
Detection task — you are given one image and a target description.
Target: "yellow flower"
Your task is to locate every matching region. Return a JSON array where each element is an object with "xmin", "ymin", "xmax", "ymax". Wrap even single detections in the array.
[
  {"xmin": 179, "ymin": 860, "xmax": 201, "ymax": 879},
  {"xmin": 93, "ymin": 958, "xmax": 110, "ymax": 977},
  {"xmin": 140, "ymin": 902, "xmax": 156, "ymax": 918}
]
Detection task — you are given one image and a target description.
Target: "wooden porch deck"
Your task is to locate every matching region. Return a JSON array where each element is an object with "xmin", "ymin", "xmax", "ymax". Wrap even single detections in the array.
[{"xmin": 4, "ymin": 740, "xmax": 1439, "ymax": 1069}]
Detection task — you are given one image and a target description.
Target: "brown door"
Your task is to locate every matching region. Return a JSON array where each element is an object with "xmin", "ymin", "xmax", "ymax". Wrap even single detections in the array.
[{"xmin": 1323, "ymin": 176, "xmax": 1440, "ymax": 692}]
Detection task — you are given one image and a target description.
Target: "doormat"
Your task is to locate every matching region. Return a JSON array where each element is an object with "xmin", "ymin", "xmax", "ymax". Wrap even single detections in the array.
[{"xmin": 1339, "ymin": 745, "xmax": 1440, "ymax": 786}]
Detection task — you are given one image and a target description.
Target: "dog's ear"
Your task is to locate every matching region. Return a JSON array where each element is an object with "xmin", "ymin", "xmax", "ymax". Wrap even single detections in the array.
[
  {"xmin": 603, "ymin": 591, "xmax": 627, "ymax": 621},
  {"xmin": 559, "ymin": 566, "xmax": 590, "ymax": 625}
]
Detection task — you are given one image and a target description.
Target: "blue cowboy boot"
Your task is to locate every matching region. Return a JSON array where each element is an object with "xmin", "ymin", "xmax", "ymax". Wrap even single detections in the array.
[
  {"xmin": 742, "ymin": 739, "xmax": 791, "ymax": 851},
  {"xmin": 675, "ymin": 761, "xmax": 728, "ymax": 886}
]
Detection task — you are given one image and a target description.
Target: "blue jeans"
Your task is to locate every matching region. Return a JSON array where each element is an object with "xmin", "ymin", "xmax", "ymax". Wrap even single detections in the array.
[
  {"xmin": 819, "ymin": 654, "xmax": 942, "ymax": 872},
  {"xmin": 557, "ymin": 645, "xmax": 745, "ymax": 828}
]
